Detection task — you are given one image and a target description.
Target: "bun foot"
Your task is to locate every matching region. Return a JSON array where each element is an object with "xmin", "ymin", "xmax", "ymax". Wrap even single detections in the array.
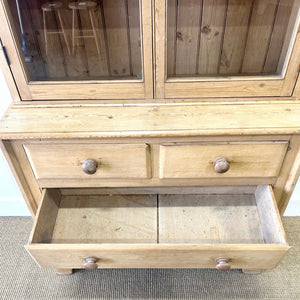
[{"xmin": 55, "ymin": 268, "xmax": 73, "ymax": 275}]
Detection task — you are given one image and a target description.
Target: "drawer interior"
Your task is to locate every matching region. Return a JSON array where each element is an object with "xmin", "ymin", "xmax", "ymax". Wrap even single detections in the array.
[{"xmin": 30, "ymin": 185, "xmax": 287, "ymax": 246}]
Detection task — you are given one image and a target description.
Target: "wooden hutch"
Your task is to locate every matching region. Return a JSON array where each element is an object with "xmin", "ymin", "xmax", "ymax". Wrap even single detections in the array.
[{"xmin": 0, "ymin": 0, "xmax": 300, "ymax": 274}]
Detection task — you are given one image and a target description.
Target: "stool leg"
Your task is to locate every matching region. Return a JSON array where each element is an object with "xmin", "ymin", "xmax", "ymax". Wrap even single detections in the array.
[
  {"xmin": 72, "ymin": 10, "xmax": 76, "ymax": 55},
  {"xmin": 89, "ymin": 9, "xmax": 101, "ymax": 56},
  {"xmin": 43, "ymin": 10, "xmax": 48, "ymax": 55},
  {"xmin": 57, "ymin": 9, "xmax": 71, "ymax": 55}
]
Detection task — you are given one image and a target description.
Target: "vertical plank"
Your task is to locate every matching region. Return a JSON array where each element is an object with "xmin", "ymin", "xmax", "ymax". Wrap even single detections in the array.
[
  {"xmin": 140, "ymin": 0, "xmax": 154, "ymax": 98},
  {"xmin": 219, "ymin": 0, "xmax": 253, "ymax": 74},
  {"xmin": 263, "ymin": 0, "xmax": 294, "ymax": 74},
  {"xmin": 155, "ymin": 0, "xmax": 166, "ymax": 98},
  {"xmin": 103, "ymin": 0, "xmax": 131, "ymax": 77},
  {"xmin": 128, "ymin": 0, "xmax": 142, "ymax": 78},
  {"xmin": 8, "ymin": 0, "xmax": 46, "ymax": 80},
  {"xmin": 197, "ymin": 0, "xmax": 228, "ymax": 75},
  {"xmin": 175, "ymin": 0, "xmax": 203, "ymax": 75},
  {"xmin": 21, "ymin": 0, "xmax": 47, "ymax": 80},
  {"xmin": 28, "ymin": 0, "xmax": 67, "ymax": 79},
  {"xmin": 77, "ymin": 5, "xmax": 109, "ymax": 78},
  {"xmin": 60, "ymin": 1, "xmax": 88, "ymax": 79},
  {"xmin": 167, "ymin": 0, "xmax": 177, "ymax": 77},
  {"xmin": 242, "ymin": 0, "xmax": 279, "ymax": 73}
]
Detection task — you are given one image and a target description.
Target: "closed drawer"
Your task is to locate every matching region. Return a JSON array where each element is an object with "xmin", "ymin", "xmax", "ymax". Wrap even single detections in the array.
[
  {"xmin": 24, "ymin": 143, "xmax": 151, "ymax": 180},
  {"xmin": 26, "ymin": 185, "xmax": 289, "ymax": 271},
  {"xmin": 159, "ymin": 142, "xmax": 288, "ymax": 179}
]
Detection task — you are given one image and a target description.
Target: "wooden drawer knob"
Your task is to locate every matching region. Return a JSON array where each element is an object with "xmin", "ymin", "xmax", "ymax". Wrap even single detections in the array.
[
  {"xmin": 83, "ymin": 257, "xmax": 99, "ymax": 270},
  {"xmin": 216, "ymin": 257, "xmax": 231, "ymax": 271},
  {"xmin": 213, "ymin": 157, "xmax": 230, "ymax": 173},
  {"xmin": 82, "ymin": 159, "xmax": 98, "ymax": 174}
]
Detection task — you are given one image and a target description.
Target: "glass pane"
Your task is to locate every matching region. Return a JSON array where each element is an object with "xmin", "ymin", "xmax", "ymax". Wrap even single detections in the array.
[
  {"xmin": 7, "ymin": 0, "xmax": 142, "ymax": 81},
  {"xmin": 167, "ymin": 0, "xmax": 300, "ymax": 78}
]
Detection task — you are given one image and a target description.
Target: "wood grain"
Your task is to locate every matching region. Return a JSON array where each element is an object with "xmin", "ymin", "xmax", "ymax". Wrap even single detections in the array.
[
  {"xmin": 263, "ymin": 0, "xmax": 294, "ymax": 73},
  {"xmin": 51, "ymin": 194, "xmax": 157, "ymax": 244},
  {"xmin": 103, "ymin": 0, "xmax": 131, "ymax": 77},
  {"xmin": 159, "ymin": 193, "xmax": 265, "ymax": 243},
  {"xmin": 274, "ymin": 135, "xmax": 300, "ymax": 215},
  {"xmin": 0, "ymin": 140, "xmax": 41, "ymax": 216},
  {"xmin": 175, "ymin": 0, "xmax": 202, "ymax": 75},
  {"xmin": 219, "ymin": 0, "xmax": 253, "ymax": 74},
  {"xmin": 159, "ymin": 142, "xmax": 288, "ymax": 179},
  {"xmin": 242, "ymin": 0, "xmax": 278, "ymax": 73},
  {"xmin": 25, "ymin": 243, "xmax": 289, "ymax": 269},
  {"xmin": 30, "ymin": 189, "xmax": 61, "ymax": 243},
  {"xmin": 1, "ymin": 102, "xmax": 300, "ymax": 139},
  {"xmin": 25, "ymin": 185, "xmax": 290, "ymax": 270},
  {"xmin": 24, "ymin": 143, "xmax": 151, "ymax": 180},
  {"xmin": 255, "ymin": 185, "xmax": 287, "ymax": 244},
  {"xmin": 198, "ymin": 0, "xmax": 227, "ymax": 75}
]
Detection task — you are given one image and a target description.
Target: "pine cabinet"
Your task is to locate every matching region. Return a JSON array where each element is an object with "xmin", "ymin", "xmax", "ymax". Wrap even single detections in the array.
[{"xmin": 0, "ymin": 0, "xmax": 300, "ymax": 275}]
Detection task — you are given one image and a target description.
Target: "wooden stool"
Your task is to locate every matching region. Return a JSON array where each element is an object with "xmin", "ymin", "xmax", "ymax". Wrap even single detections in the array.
[
  {"xmin": 68, "ymin": 1, "xmax": 100, "ymax": 56},
  {"xmin": 42, "ymin": 1, "xmax": 71, "ymax": 55}
]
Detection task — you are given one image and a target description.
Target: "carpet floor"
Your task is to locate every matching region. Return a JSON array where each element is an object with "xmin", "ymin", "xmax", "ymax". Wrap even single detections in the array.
[{"xmin": 0, "ymin": 217, "xmax": 299, "ymax": 300}]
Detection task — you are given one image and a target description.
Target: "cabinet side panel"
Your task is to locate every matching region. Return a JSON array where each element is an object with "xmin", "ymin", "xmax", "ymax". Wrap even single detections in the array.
[
  {"xmin": 0, "ymin": 140, "xmax": 41, "ymax": 216},
  {"xmin": 274, "ymin": 135, "xmax": 300, "ymax": 215}
]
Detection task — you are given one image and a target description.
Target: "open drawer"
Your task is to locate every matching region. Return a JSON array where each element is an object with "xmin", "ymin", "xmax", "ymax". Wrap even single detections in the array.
[{"xmin": 26, "ymin": 185, "xmax": 289, "ymax": 273}]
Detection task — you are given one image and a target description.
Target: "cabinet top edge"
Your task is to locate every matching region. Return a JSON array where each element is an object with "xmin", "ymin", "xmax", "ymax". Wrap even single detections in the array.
[{"xmin": 1, "ymin": 102, "xmax": 300, "ymax": 139}]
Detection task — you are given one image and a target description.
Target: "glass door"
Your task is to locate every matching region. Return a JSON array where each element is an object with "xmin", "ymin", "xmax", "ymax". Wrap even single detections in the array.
[
  {"xmin": 155, "ymin": 0, "xmax": 300, "ymax": 99},
  {"xmin": 0, "ymin": 0, "xmax": 153, "ymax": 100}
]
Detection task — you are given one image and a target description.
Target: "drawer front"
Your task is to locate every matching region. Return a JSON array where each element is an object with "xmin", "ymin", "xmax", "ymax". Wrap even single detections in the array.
[
  {"xmin": 159, "ymin": 142, "xmax": 288, "ymax": 179},
  {"xmin": 24, "ymin": 143, "xmax": 151, "ymax": 180},
  {"xmin": 26, "ymin": 244, "xmax": 288, "ymax": 270}
]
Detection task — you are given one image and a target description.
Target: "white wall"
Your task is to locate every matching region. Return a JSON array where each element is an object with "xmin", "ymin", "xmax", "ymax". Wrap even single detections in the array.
[{"xmin": 0, "ymin": 68, "xmax": 299, "ymax": 216}]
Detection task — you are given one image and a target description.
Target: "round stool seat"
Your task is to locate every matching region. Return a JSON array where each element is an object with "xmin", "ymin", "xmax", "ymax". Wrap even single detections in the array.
[
  {"xmin": 69, "ymin": 1, "xmax": 97, "ymax": 10},
  {"xmin": 41, "ymin": 1, "xmax": 63, "ymax": 11}
]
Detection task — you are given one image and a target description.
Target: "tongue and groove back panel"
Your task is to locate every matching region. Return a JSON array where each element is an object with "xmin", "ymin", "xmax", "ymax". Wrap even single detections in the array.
[
  {"xmin": 167, "ymin": 0, "xmax": 295, "ymax": 77},
  {"xmin": 7, "ymin": 0, "xmax": 296, "ymax": 82},
  {"xmin": 7, "ymin": 0, "xmax": 142, "ymax": 81}
]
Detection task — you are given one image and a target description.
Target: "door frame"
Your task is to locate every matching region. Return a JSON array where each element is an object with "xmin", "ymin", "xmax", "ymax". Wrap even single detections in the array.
[
  {"xmin": 0, "ymin": 0, "xmax": 153, "ymax": 101},
  {"xmin": 154, "ymin": 0, "xmax": 300, "ymax": 99}
]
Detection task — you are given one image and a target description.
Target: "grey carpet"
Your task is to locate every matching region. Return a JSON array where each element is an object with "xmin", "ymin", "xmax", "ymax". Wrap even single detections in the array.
[{"xmin": 0, "ymin": 217, "xmax": 299, "ymax": 300}]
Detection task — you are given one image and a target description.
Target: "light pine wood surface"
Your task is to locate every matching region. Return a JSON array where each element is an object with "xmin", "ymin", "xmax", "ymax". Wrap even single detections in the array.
[
  {"xmin": 1, "ymin": 102, "xmax": 300, "ymax": 139},
  {"xmin": 25, "ymin": 185, "xmax": 289, "ymax": 270},
  {"xmin": 159, "ymin": 142, "xmax": 288, "ymax": 179},
  {"xmin": 24, "ymin": 143, "xmax": 151, "ymax": 180}
]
